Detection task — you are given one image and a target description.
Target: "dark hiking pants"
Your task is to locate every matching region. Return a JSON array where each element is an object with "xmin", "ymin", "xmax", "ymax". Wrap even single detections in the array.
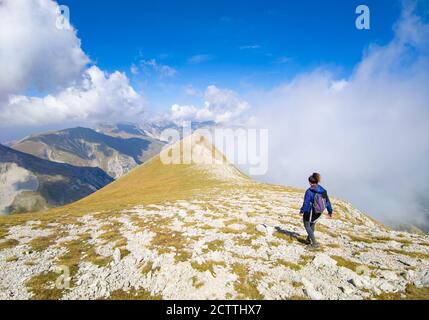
[{"xmin": 303, "ymin": 211, "xmax": 322, "ymax": 245}]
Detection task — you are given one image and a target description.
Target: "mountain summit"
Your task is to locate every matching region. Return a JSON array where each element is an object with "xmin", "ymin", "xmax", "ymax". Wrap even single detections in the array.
[
  {"xmin": 159, "ymin": 132, "xmax": 250, "ymax": 183},
  {"xmin": 65, "ymin": 132, "xmax": 250, "ymax": 214},
  {"xmin": 0, "ymin": 134, "xmax": 428, "ymax": 300}
]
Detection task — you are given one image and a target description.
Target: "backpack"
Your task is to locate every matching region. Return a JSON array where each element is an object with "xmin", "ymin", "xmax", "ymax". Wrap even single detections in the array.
[{"xmin": 313, "ymin": 191, "xmax": 327, "ymax": 214}]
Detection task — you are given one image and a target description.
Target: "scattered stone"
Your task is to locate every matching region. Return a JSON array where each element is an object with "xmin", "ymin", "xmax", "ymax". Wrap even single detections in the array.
[
  {"xmin": 348, "ymin": 275, "xmax": 372, "ymax": 290},
  {"xmin": 378, "ymin": 270, "xmax": 398, "ymax": 281},
  {"xmin": 311, "ymin": 254, "xmax": 337, "ymax": 269},
  {"xmin": 414, "ymin": 269, "xmax": 429, "ymax": 288},
  {"xmin": 397, "ymin": 259, "xmax": 411, "ymax": 267},
  {"xmin": 302, "ymin": 277, "xmax": 324, "ymax": 300},
  {"xmin": 113, "ymin": 249, "xmax": 121, "ymax": 264},
  {"xmin": 377, "ymin": 281, "xmax": 397, "ymax": 293},
  {"xmin": 256, "ymin": 224, "xmax": 274, "ymax": 236},
  {"xmin": 256, "ymin": 224, "xmax": 267, "ymax": 234},
  {"xmin": 339, "ymin": 286, "xmax": 354, "ymax": 295},
  {"xmin": 228, "ymin": 224, "xmax": 246, "ymax": 231}
]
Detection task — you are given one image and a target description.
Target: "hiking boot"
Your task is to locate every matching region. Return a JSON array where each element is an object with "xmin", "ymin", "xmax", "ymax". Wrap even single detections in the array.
[
  {"xmin": 307, "ymin": 243, "xmax": 321, "ymax": 251},
  {"xmin": 303, "ymin": 238, "xmax": 311, "ymax": 245}
]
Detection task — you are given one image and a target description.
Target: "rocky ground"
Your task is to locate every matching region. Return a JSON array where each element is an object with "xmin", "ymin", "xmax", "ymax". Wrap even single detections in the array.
[{"xmin": 1, "ymin": 185, "xmax": 428, "ymax": 300}]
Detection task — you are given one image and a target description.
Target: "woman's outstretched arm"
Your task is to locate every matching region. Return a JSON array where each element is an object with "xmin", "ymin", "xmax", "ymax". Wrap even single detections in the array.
[{"xmin": 326, "ymin": 194, "xmax": 333, "ymax": 215}]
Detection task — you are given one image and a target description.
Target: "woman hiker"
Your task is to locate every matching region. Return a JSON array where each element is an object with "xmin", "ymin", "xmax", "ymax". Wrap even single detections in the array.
[{"xmin": 300, "ymin": 173, "xmax": 333, "ymax": 249}]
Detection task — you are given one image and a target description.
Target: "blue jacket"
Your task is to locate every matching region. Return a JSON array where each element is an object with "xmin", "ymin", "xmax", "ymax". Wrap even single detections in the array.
[{"xmin": 300, "ymin": 185, "xmax": 333, "ymax": 215}]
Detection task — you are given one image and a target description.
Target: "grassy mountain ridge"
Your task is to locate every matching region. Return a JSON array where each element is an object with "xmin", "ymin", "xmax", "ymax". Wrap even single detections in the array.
[{"xmin": 33, "ymin": 132, "xmax": 252, "ymax": 216}]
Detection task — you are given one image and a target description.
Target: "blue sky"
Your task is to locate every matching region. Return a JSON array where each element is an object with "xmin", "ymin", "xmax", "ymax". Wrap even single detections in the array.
[{"xmin": 61, "ymin": 0, "xmax": 404, "ymax": 109}]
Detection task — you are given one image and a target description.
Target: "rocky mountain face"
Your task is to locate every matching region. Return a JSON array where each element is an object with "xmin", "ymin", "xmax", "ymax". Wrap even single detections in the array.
[
  {"xmin": 12, "ymin": 126, "xmax": 165, "ymax": 179},
  {"xmin": 95, "ymin": 122, "xmax": 160, "ymax": 140},
  {"xmin": 0, "ymin": 134, "xmax": 428, "ymax": 300},
  {"xmin": 97, "ymin": 121, "xmax": 218, "ymax": 141},
  {"xmin": 0, "ymin": 144, "xmax": 113, "ymax": 215}
]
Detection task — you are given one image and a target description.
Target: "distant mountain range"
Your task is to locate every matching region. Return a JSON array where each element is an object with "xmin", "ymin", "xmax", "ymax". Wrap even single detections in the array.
[
  {"xmin": 12, "ymin": 124, "xmax": 166, "ymax": 179},
  {"xmin": 1, "ymin": 122, "xmax": 218, "ymax": 214},
  {"xmin": 0, "ymin": 144, "xmax": 113, "ymax": 214},
  {"xmin": 96, "ymin": 121, "xmax": 217, "ymax": 140}
]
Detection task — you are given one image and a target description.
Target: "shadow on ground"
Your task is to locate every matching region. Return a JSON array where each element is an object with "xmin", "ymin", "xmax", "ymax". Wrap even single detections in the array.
[{"xmin": 275, "ymin": 226, "xmax": 308, "ymax": 244}]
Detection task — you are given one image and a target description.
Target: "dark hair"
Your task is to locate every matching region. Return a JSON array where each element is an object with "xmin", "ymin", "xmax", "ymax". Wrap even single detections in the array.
[{"xmin": 308, "ymin": 172, "xmax": 321, "ymax": 184}]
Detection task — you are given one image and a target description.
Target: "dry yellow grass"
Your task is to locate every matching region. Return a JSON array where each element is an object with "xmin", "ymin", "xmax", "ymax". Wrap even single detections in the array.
[
  {"xmin": 0, "ymin": 239, "xmax": 19, "ymax": 250},
  {"xmin": 231, "ymin": 263, "xmax": 265, "ymax": 299},
  {"xmin": 374, "ymin": 285, "xmax": 429, "ymax": 300}
]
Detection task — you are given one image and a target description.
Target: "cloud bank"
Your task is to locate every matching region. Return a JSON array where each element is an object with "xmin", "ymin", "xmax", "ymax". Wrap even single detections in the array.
[
  {"xmin": 169, "ymin": 85, "xmax": 250, "ymax": 124},
  {"xmin": 0, "ymin": 66, "xmax": 145, "ymax": 126},
  {"xmin": 252, "ymin": 4, "xmax": 429, "ymax": 230},
  {"xmin": 0, "ymin": 0, "xmax": 145, "ymax": 126}
]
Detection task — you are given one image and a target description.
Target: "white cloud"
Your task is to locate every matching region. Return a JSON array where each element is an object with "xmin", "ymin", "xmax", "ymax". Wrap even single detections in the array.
[
  {"xmin": 0, "ymin": 0, "xmax": 89, "ymax": 99},
  {"xmin": 330, "ymin": 79, "xmax": 348, "ymax": 92},
  {"xmin": 239, "ymin": 45, "xmax": 261, "ymax": 50},
  {"xmin": 170, "ymin": 104, "xmax": 200, "ymax": 122},
  {"xmin": 276, "ymin": 56, "xmax": 293, "ymax": 64},
  {"xmin": 204, "ymin": 85, "xmax": 249, "ymax": 121},
  {"xmin": 187, "ymin": 54, "xmax": 213, "ymax": 64},
  {"xmin": 169, "ymin": 102, "xmax": 215, "ymax": 125},
  {"xmin": 130, "ymin": 64, "xmax": 139, "ymax": 75},
  {"xmin": 139, "ymin": 58, "xmax": 177, "ymax": 77},
  {"xmin": 252, "ymin": 4, "xmax": 429, "ymax": 230},
  {"xmin": 0, "ymin": 0, "xmax": 146, "ymax": 127},
  {"xmin": 169, "ymin": 85, "xmax": 250, "ymax": 125},
  {"xmin": 0, "ymin": 66, "xmax": 145, "ymax": 126}
]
